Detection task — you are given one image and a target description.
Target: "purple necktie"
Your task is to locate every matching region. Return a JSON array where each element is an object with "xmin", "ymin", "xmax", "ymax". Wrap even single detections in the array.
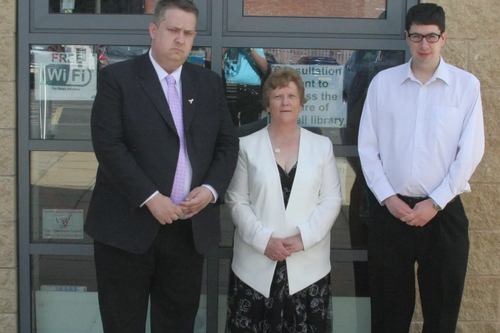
[{"xmin": 166, "ymin": 75, "xmax": 187, "ymax": 205}]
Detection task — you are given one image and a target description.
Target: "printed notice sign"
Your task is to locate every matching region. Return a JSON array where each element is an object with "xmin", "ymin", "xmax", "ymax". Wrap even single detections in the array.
[
  {"xmin": 34, "ymin": 49, "xmax": 97, "ymax": 101},
  {"xmin": 61, "ymin": 0, "xmax": 75, "ymax": 13},
  {"xmin": 42, "ymin": 209, "xmax": 84, "ymax": 240},
  {"xmin": 272, "ymin": 65, "xmax": 346, "ymax": 128}
]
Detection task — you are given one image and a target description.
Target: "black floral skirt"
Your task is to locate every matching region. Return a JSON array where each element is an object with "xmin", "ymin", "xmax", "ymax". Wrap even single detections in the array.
[{"xmin": 226, "ymin": 261, "xmax": 333, "ymax": 333}]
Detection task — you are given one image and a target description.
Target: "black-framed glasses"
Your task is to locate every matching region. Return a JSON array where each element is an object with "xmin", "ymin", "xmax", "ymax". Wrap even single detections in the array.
[{"xmin": 408, "ymin": 33, "xmax": 442, "ymax": 43}]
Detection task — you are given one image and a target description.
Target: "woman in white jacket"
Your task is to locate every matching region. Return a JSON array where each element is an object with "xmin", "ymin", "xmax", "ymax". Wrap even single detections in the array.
[{"xmin": 225, "ymin": 67, "xmax": 343, "ymax": 333}]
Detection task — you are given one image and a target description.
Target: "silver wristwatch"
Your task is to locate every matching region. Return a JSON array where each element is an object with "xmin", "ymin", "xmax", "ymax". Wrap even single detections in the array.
[{"xmin": 431, "ymin": 198, "xmax": 443, "ymax": 211}]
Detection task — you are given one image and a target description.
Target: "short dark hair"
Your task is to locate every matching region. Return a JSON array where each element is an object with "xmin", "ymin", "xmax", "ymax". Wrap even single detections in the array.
[
  {"xmin": 153, "ymin": 0, "xmax": 199, "ymax": 26},
  {"xmin": 405, "ymin": 3, "xmax": 445, "ymax": 33},
  {"xmin": 263, "ymin": 67, "xmax": 307, "ymax": 108}
]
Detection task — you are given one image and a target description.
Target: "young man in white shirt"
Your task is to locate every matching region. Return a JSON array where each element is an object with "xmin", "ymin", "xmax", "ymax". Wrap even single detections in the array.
[{"xmin": 358, "ymin": 3, "xmax": 484, "ymax": 332}]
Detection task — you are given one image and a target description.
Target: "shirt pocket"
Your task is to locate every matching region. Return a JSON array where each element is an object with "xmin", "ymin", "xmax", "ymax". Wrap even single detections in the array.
[{"xmin": 430, "ymin": 106, "xmax": 462, "ymax": 140}]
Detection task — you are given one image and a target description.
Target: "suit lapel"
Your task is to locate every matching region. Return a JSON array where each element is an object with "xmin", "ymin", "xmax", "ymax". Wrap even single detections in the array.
[
  {"xmin": 137, "ymin": 53, "xmax": 177, "ymax": 134},
  {"xmin": 180, "ymin": 64, "xmax": 197, "ymax": 134}
]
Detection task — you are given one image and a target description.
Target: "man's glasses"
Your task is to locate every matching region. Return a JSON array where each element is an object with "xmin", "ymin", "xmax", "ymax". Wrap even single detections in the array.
[{"xmin": 408, "ymin": 33, "xmax": 442, "ymax": 43}]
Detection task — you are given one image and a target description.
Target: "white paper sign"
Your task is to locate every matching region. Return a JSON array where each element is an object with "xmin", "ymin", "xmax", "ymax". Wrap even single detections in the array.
[
  {"xmin": 34, "ymin": 49, "xmax": 97, "ymax": 101},
  {"xmin": 42, "ymin": 209, "xmax": 84, "ymax": 239},
  {"xmin": 272, "ymin": 64, "xmax": 346, "ymax": 128}
]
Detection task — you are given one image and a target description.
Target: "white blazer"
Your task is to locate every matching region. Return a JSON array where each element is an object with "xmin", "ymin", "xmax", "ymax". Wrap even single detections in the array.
[{"xmin": 225, "ymin": 127, "xmax": 342, "ymax": 297}]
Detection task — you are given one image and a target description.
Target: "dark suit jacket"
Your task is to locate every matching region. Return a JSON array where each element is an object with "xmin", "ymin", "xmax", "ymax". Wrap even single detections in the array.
[{"xmin": 85, "ymin": 53, "xmax": 239, "ymax": 254}]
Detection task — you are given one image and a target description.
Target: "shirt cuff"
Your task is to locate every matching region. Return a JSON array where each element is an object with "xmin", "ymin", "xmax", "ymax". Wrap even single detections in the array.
[
  {"xmin": 141, "ymin": 191, "xmax": 159, "ymax": 207},
  {"xmin": 429, "ymin": 185, "xmax": 457, "ymax": 209},
  {"xmin": 202, "ymin": 184, "xmax": 218, "ymax": 203},
  {"xmin": 372, "ymin": 183, "xmax": 396, "ymax": 206}
]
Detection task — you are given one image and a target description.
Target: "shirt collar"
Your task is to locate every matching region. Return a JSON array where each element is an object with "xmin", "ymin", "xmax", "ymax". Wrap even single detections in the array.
[
  {"xmin": 432, "ymin": 57, "xmax": 450, "ymax": 85},
  {"xmin": 149, "ymin": 49, "xmax": 183, "ymax": 84},
  {"xmin": 400, "ymin": 56, "xmax": 450, "ymax": 86}
]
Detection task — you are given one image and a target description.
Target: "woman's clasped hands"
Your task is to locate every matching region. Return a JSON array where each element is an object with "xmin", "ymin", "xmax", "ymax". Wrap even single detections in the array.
[{"xmin": 264, "ymin": 234, "xmax": 304, "ymax": 261}]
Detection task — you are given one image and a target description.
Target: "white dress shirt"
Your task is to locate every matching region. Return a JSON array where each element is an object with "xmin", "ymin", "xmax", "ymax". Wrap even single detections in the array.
[
  {"xmin": 358, "ymin": 58, "xmax": 484, "ymax": 209},
  {"xmin": 141, "ymin": 50, "xmax": 217, "ymax": 206}
]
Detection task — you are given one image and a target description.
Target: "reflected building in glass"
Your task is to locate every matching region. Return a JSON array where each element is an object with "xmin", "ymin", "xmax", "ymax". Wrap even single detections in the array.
[{"xmin": 243, "ymin": 0, "xmax": 387, "ymax": 18}]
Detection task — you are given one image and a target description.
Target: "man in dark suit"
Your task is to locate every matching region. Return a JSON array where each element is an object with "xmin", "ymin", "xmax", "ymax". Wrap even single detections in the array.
[{"xmin": 84, "ymin": 1, "xmax": 239, "ymax": 332}]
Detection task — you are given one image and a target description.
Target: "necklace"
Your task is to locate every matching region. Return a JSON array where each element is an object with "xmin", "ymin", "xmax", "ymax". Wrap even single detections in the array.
[{"xmin": 268, "ymin": 126, "xmax": 299, "ymax": 154}]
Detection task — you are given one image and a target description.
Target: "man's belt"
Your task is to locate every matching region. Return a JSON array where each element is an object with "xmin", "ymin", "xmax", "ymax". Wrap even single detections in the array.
[
  {"xmin": 397, "ymin": 194, "xmax": 429, "ymax": 206},
  {"xmin": 397, "ymin": 194, "xmax": 456, "ymax": 207}
]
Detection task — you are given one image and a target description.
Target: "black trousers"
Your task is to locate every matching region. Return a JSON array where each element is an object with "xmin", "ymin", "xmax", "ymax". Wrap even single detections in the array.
[
  {"xmin": 94, "ymin": 220, "xmax": 204, "ymax": 333},
  {"xmin": 226, "ymin": 84, "xmax": 263, "ymax": 126},
  {"xmin": 367, "ymin": 195, "xmax": 469, "ymax": 333}
]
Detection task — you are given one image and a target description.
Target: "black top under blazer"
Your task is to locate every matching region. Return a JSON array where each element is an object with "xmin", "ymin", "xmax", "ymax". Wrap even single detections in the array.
[{"xmin": 85, "ymin": 52, "xmax": 239, "ymax": 254}]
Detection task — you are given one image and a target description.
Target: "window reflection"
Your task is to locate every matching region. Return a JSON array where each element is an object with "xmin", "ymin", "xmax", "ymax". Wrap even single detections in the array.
[
  {"xmin": 223, "ymin": 48, "xmax": 404, "ymax": 144},
  {"xmin": 243, "ymin": 0, "xmax": 387, "ymax": 19},
  {"xmin": 31, "ymin": 255, "xmax": 208, "ymax": 332},
  {"xmin": 98, "ymin": 45, "xmax": 150, "ymax": 69},
  {"xmin": 49, "ymin": 0, "xmax": 157, "ymax": 14},
  {"xmin": 32, "ymin": 254, "xmax": 101, "ymax": 332},
  {"xmin": 342, "ymin": 50, "xmax": 404, "ymax": 251},
  {"xmin": 30, "ymin": 45, "xmax": 98, "ymax": 140},
  {"xmin": 30, "ymin": 151, "xmax": 97, "ymax": 243},
  {"xmin": 32, "ymin": 255, "xmax": 97, "ymax": 291},
  {"xmin": 29, "ymin": 44, "xmax": 210, "ymax": 140},
  {"xmin": 223, "ymin": 48, "xmax": 268, "ymax": 127}
]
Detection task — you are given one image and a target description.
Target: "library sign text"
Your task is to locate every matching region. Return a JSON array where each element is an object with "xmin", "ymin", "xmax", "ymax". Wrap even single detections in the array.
[{"xmin": 273, "ymin": 65, "xmax": 346, "ymax": 128}]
